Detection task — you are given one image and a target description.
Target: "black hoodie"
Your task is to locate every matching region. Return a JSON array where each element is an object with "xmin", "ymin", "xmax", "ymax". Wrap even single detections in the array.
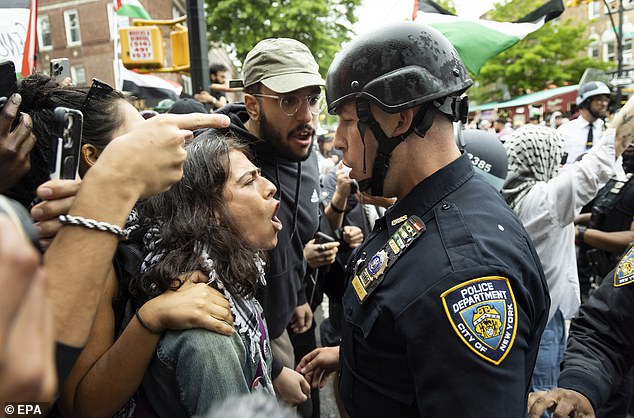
[{"xmin": 213, "ymin": 103, "xmax": 320, "ymax": 364}]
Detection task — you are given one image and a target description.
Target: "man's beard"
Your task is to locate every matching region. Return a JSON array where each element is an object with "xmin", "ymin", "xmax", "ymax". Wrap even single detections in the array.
[
  {"xmin": 259, "ymin": 112, "xmax": 313, "ymax": 162},
  {"xmin": 589, "ymin": 105, "xmax": 607, "ymax": 120}
]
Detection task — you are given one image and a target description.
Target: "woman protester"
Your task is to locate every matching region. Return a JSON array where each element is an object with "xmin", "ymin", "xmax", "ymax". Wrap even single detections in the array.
[{"xmin": 130, "ymin": 131, "xmax": 283, "ymax": 417}]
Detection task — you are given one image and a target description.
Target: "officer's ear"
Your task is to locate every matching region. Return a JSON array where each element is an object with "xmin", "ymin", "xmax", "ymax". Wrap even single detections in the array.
[
  {"xmin": 388, "ymin": 108, "xmax": 415, "ymax": 138},
  {"xmin": 245, "ymin": 94, "xmax": 260, "ymax": 121},
  {"xmin": 371, "ymin": 105, "xmax": 412, "ymax": 137}
]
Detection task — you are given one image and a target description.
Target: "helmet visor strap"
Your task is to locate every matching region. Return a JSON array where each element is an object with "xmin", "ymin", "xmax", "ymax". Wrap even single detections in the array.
[{"xmin": 355, "ymin": 101, "xmax": 436, "ymax": 196}]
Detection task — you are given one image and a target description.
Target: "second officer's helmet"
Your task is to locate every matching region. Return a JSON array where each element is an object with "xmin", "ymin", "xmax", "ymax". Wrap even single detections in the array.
[
  {"xmin": 576, "ymin": 81, "xmax": 610, "ymax": 107},
  {"xmin": 326, "ymin": 22, "xmax": 473, "ymax": 117},
  {"xmin": 461, "ymin": 129, "xmax": 508, "ymax": 191}
]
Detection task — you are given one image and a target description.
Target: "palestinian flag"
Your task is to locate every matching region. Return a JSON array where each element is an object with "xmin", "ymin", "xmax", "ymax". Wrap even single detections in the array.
[
  {"xmin": 1, "ymin": 0, "xmax": 37, "ymax": 77},
  {"xmin": 114, "ymin": 0, "xmax": 151, "ymax": 20},
  {"xmin": 120, "ymin": 64, "xmax": 181, "ymax": 100},
  {"xmin": 414, "ymin": 0, "xmax": 565, "ymax": 75}
]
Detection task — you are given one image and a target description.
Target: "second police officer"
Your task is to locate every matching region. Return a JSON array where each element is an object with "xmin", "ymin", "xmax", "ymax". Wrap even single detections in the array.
[{"xmin": 297, "ymin": 22, "xmax": 550, "ymax": 417}]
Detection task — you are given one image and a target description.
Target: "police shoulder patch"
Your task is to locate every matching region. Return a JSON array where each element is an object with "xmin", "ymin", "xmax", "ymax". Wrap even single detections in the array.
[
  {"xmin": 441, "ymin": 276, "xmax": 517, "ymax": 365},
  {"xmin": 614, "ymin": 245, "xmax": 634, "ymax": 287}
]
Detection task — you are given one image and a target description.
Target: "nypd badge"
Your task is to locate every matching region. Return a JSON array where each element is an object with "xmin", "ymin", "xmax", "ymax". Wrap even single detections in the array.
[
  {"xmin": 441, "ymin": 276, "xmax": 517, "ymax": 365},
  {"xmin": 614, "ymin": 245, "xmax": 634, "ymax": 287}
]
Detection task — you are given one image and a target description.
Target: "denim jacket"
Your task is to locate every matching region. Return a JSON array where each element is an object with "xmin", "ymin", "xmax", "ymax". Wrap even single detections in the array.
[{"xmin": 142, "ymin": 302, "xmax": 273, "ymax": 418}]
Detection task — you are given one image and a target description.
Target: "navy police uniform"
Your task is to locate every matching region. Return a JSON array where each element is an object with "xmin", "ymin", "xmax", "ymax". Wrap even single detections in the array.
[
  {"xmin": 338, "ymin": 153, "xmax": 550, "ymax": 417},
  {"xmin": 559, "ymin": 245, "xmax": 634, "ymax": 414},
  {"xmin": 578, "ymin": 175, "xmax": 634, "ymax": 294}
]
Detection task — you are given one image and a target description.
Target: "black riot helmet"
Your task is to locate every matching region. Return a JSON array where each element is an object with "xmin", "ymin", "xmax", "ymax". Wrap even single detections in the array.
[
  {"xmin": 460, "ymin": 129, "xmax": 508, "ymax": 192},
  {"xmin": 326, "ymin": 22, "xmax": 473, "ymax": 196}
]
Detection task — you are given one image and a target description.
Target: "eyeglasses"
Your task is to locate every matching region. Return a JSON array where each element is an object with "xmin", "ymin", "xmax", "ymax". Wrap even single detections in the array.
[
  {"xmin": 81, "ymin": 78, "xmax": 115, "ymax": 113},
  {"xmin": 251, "ymin": 93, "xmax": 325, "ymax": 117}
]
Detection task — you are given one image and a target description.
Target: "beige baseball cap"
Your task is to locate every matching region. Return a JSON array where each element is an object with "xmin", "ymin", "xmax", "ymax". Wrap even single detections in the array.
[{"xmin": 235, "ymin": 38, "xmax": 325, "ymax": 93}]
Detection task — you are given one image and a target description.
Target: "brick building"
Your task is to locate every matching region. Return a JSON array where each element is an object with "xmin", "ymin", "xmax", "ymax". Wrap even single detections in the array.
[{"xmin": 36, "ymin": 0, "xmax": 191, "ymax": 87}]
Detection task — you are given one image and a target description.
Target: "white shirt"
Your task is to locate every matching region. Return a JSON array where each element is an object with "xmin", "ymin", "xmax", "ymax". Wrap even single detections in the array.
[
  {"xmin": 557, "ymin": 114, "xmax": 605, "ymax": 164},
  {"xmin": 515, "ymin": 129, "xmax": 616, "ymax": 321}
]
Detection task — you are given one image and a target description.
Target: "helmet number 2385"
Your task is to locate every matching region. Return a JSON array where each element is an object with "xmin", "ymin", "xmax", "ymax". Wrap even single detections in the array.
[{"xmin": 468, "ymin": 153, "xmax": 492, "ymax": 173}]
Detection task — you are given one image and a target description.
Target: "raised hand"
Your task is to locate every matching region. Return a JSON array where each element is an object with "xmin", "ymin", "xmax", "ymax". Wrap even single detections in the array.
[
  {"xmin": 611, "ymin": 95, "xmax": 634, "ymax": 156},
  {"xmin": 92, "ymin": 113, "xmax": 230, "ymax": 199},
  {"xmin": 0, "ymin": 94, "xmax": 36, "ymax": 192}
]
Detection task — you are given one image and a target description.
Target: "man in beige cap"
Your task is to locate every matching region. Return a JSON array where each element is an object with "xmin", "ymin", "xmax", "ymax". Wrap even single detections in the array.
[{"xmin": 210, "ymin": 38, "xmax": 329, "ymax": 412}]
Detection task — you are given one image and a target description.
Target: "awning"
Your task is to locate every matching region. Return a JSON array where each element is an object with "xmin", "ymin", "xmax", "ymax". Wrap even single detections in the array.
[{"xmin": 470, "ymin": 84, "xmax": 579, "ymax": 112}]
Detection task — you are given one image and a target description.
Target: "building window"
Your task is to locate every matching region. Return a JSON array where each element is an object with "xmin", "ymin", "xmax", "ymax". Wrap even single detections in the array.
[
  {"xmin": 37, "ymin": 15, "xmax": 53, "ymax": 51},
  {"xmin": 624, "ymin": 38, "xmax": 633, "ymax": 65},
  {"xmin": 64, "ymin": 9, "xmax": 81, "ymax": 46},
  {"xmin": 605, "ymin": 42, "xmax": 616, "ymax": 62},
  {"xmin": 589, "ymin": 42, "xmax": 600, "ymax": 59},
  {"xmin": 70, "ymin": 65, "xmax": 87, "ymax": 86},
  {"xmin": 588, "ymin": 29, "xmax": 599, "ymax": 59},
  {"xmin": 589, "ymin": 1, "xmax": 601, "ymax": 18}
]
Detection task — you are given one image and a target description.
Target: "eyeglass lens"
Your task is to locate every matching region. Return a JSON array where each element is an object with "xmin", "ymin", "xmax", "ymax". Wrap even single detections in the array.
[{"xmin": 279, "ymin": 95, "xmax": 325, "ymax": 116}]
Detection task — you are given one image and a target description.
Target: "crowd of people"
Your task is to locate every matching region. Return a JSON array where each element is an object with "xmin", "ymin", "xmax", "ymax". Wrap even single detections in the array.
[{"xmin": 2, "ymin": 18, "xmax": 634, "ymax": 418}]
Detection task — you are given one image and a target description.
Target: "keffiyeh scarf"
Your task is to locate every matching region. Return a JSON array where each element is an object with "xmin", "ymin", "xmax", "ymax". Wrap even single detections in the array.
[
  {"xmin": 501, "ymin": 124, "xmax": 565, "ymax": 210},
  {"xmin": 140, "ymin": 224, "xmax": 274, "ymax": 395}
]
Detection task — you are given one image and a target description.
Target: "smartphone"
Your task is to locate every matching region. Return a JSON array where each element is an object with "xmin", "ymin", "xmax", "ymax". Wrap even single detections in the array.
[
  {"xmin": 50, "ymin": 58, "xmax": 71, "ymax": 82},
  {"xmin": 0, "ymin": 59, "xmax": 18, "ymax": 109},
  {"xmin": 314, "ymin": 231, "xmax": 335, "ymax": 244},
  {"xmin": 350, "ymin": 179, "xmax": 359, "ymax": 195},
  {"xmin": 228, "ymin": 79, "xmax": 243, "ymax": 89},
  {"xmin": 49, "ymin": 107, "xmax": 83, "ymax": 180}
]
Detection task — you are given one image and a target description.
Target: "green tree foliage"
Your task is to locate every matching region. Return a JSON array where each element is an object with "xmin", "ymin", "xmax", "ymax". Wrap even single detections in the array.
[
  {"xmin": 435, "ymin": 0, "xmax": 457, "ymax": 14},
  {"xmin": 205, "ymin": 0, "xmax": 361, "ymax": 75},
  {"xmin": 473, "ymin": 0, "xmax": 611, "ymax": 103}
]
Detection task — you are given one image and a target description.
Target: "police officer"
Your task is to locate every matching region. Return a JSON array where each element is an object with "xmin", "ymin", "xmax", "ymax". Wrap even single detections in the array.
[
  {"xmin": 558, "ymin": 81, "xmax": 611, "ymax": 164},
  {"xmin": 577, "ymin": 145, "xmax": 634, "ymax": 297},
  {"xmin": 296, "ymin": 22, "xmax": 550, "ymax": 417},
  {"xmin": 528, "ymin": 245, "xmax": 634, "ymax": 418}
]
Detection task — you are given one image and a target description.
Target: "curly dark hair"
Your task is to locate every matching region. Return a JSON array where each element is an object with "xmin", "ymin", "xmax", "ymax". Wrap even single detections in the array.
[
  {"xmin": 132, "ymin": 131, "xmax": 266, "ymax": 301},
  {"xmin": 4, "ymin": 73, "xmax": 125, "ymax": 207}
]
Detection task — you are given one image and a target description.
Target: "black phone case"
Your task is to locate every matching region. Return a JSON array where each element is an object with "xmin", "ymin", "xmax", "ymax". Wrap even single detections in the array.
[
  {"xmin": 0, "ymin": 60, "xmax": 18, "ymax": 102},
  {"xmin": 315, "ymin": 231, "xmax": 335, "ymax": 244}
]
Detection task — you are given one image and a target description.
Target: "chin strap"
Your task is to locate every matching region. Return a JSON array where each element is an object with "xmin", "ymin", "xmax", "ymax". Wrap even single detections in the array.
[{"xmin": 355, "ymin": 96, "xmax": 469, "ymax": 196}]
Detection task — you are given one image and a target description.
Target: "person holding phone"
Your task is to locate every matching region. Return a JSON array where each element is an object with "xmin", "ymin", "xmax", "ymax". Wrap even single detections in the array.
[
  {"xmin": 0, "ymin": 60, "xmax": 36, "ymax": 192},
  {"xmin": 7, "ymin": 73, "xmax": 234, "ymax": 417}
]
